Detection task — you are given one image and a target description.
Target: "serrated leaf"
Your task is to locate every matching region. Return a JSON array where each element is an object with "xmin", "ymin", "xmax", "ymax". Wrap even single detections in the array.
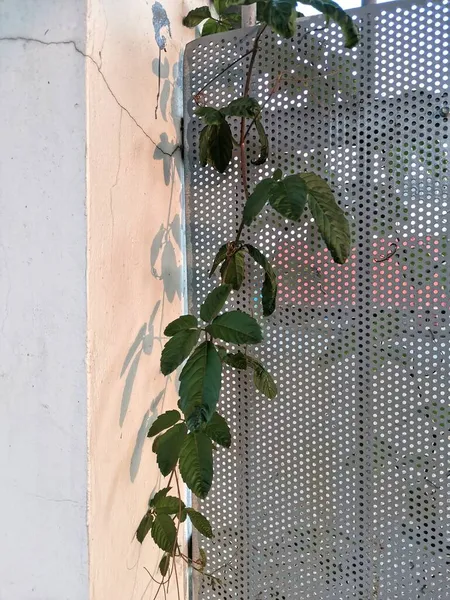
[
  {"xmin": 247, "ymin": 356, "xmax": 277, "ymax": 399},
  {"xmin": 196, "ymin": 106, "xmax": 225, "ymax": 125},
  {"xmin": 204, "ymin": 412, "xmax": 231, "ymax": 448},
  {"xmin": 299, "ymin": 0, "xmax": 360, "ymax": 48},
  {"xmin": 202, "ymin": 18, "xmax": 232, "ymax": 35},
  {"xmin": 160, "ymin": 329, "xmax": 200, "ymax": 375},
  {"xmin": 159, "ymin": 554, "xmax": 171, "ymax": 577},
  {"xmin": 179, "ymin": 342, "xmax": 222, "ymax": 430},
  {"xmin": 149, "ymin": 487, "xmax": 171, "ymax": 507},
  {"xmin": 155, "ymin": 495, "xmax": 186, "ymax": 515},
  {"xmin": 264, "ymin": 0, "xmax": 297, "ymax": 38},
  {"xmin": 243, "ymin": 179, "xmax": 275, "ymax": 226},
  {"xmin": 269, "ymin": 174, "xmax": 308, "ymax": 221},
  {"xmin": 136, "ymin": 512, "xmax": 153, "ymax": 543},
  {"xmin": 209, "ymin": 243, "xmax": 228, "ymax": 277},
  {"xmin": 121, "ymin": 323, "xmax": 146, "ymax": 377},
  {"xmin": 245, "ymin": 244, "xmax": 277, "ymax": 316},
  {"xmin": 155, "ymin": 423, "xmax": 188, "ymax": 476},
  {"xmin": 151, "ymin": 514, "xmax": 177, "ymax": 552},
  {"xmin": 206, "ymin": 310, "xmax": 263, "ymax": 344},
  {"xmin": 200, "ymin": 285, "xmax": 232, "ymax": 322},
  {"xmin": 220, "ymin": 249, "xmax": 245, "ymax": 291},
  {"xmin": 221, "ymin": 97, "xmax": 261, "ymax": 118},
  {"xmin": 148, "ymin": 410, "xmax": 181, "ymax": 438},
  {"xmin": 164, "ymin": 315, "xmax": 198, "ymax": 336},
  {"xmin": 179, "ymin": 432, "xmax": 213, "ymax": 499},
  {"xmin": 224, "ymin": 351, "xmax": 248, "ymax": 370},
  {"xmin": 186, "ymin": 508, "xmax": 214, "ymax": 539},
  {"xmin": 300, "ymin": 172, "xmax": 350, "ymax": 264},
  {"xmin": 183, "ymin": 6, "xmax": 212, "ymax": 27}
]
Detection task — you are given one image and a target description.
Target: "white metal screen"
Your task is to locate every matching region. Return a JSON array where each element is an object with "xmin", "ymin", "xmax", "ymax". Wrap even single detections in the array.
[{"xmin": 183, "ymin": 1, "xmax": 450, "ymax": 598}]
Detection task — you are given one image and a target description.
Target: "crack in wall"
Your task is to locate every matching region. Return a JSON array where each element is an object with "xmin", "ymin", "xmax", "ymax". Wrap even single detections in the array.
[{"xmin": 0, "ymin": 36, "xmax": 180, "ymax": 158}]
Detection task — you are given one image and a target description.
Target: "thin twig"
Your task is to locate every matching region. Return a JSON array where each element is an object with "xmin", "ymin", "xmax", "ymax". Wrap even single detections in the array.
[
  {"xmin": 235, "ymin": 24, "xmax": 267, "ymax": 244},
  {"xmin": 194, "ymin": 48, "xmax": 254, "ymax": 103},
  {"xmin": 374, "ymin": 242, "xmax": 398, "ymax": 263}
]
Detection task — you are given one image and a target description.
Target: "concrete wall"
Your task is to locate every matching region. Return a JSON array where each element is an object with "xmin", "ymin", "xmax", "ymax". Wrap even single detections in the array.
[
  {"xmin": 0, "ymin": 1, "xmax": 88, "ymax": 598},
  {"xmin": 0, "ymin": 0, "xmax": 199, "ymax": 598},
  {"xmin": 86, "ymin": 0, "xmax": 197, "ymax": 594}
]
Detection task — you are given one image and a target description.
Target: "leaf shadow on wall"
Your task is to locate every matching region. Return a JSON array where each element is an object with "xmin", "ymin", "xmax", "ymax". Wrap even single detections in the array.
[
  {"xmin": 121, "ymin": 133, "xmax": 184, "ymax": 482},
  {"xmin": 120, "ymin": 301, "xmax": 161, "ymax": 427},
  {"xmin": 130, "ymin": 389, "xmax": 165, "ymax": 482}
]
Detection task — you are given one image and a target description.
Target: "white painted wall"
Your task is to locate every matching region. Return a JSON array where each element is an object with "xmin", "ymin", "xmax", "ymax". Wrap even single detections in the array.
[{"xmin": 0, "ymin": 2, "xmax": 88, "ymax": 598}]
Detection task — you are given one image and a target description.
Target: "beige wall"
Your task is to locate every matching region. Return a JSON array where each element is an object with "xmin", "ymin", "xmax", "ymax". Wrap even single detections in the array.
[{"xmin": 87, "ymin": 1, "xmax": 199, "ymax": 597}]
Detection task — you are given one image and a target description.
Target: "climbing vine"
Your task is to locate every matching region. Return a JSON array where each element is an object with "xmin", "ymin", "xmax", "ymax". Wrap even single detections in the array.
[{"xmin": 136, "ymin": 0, "xmax": 360, "ymax": 596}]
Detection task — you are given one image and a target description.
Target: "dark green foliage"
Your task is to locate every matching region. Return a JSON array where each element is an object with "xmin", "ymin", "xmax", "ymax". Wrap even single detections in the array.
[
  {"xmin": 154, "ymin": 423, "xmax": 187, "ymax": 476},
  {"xmin": 179, "ymin": 342, "xmax": 222, "ymax": 430},
  {"xmin": 200, "ymin": 285, "xmax": 232, "ymax": 322},
  {"xmin": 206, "ymin": 311, "xmax": 263, "ymax": 344},
  {"xmin": 179, "ymin": 432, "xmax": 213, "ymax": 499}
]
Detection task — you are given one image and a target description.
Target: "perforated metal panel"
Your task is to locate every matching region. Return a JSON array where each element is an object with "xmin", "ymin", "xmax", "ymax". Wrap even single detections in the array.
[{"xmin": 183, "ymin": 1, "xmax": 450, "ymax": 598}]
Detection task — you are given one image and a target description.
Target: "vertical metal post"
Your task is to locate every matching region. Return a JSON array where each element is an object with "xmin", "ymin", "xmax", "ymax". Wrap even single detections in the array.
[{"xmin": 242, "ymin": 4, "xmax": 257, "ymax": 27}]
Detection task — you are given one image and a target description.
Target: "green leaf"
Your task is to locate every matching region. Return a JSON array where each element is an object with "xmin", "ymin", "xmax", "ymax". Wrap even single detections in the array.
[
  {"xmin": 245, "ymin": 244, "xmax": 277, "ymax": 316},
  {"xmin": 179, "ymin": 432, "xmax": 213, "ymax": 499},
  {"xmin": 196, "ymin": 107, "xmax": 225, "ymax": 125},
  {"xmin": 159, "ymin": 554, "xmax": 171, "ymax": 577},
  {"xmin": 183, "ymin": 6, "xmax": 212, "ymax": 27},
  {"xmin": 202, "ymin": 18, "xmax": 232, "ymax": 35},
  {"xmin": 210, "ymin": 122, "xmax": 234, "ymax": 173},
  {"xmin": 269, "ymin": 174, "xmax": 308, "ymax": 221},
  {"xmin": 243, "ymin": 178, "xmax": 275, "ymax": 226},
  {"xmin": 273, "ymin": 168, "xmax": 283, "ymax": 181},
  {"xmin": 151, "ymin": 514, "xmax": 177, "ymax": 552},
  {"xmin": 221, "ymin": 97, "xmax": 261, "ymax": 118},
  {"xmin": 136, "ymin": 512, "xmax": 153, "ymax": 543},
  {"xmin": 154, "ymin": 423, "xmax": 188, "ymax": 476},
  {"xmin": 224, "ymin": 351, "xmax": 248, "ymax": 370},
  {"xmin": 199, "ymin": 125, "xmax": 213, "ymax": 167},
  {"xmin": 186, "ymin": 508, "xmax": 214, "ymax": 539},
  {"xmin": 299, "ymin": 0, "xmax": 360, "ymax": 48},
  {"xmin": 263, "ymin": 0, "xmax": 297, "ymax": 38},
  {"xmin": 217, "ymin": 0, "xmax": 258, "ymax": 7},
  {"xmin": 160, "ymin": 329, "xmax": 200, "ymax": 376},
  {"xmin": 220, "ymin": 249, "xmax": 245, "ymax": 291},
  {"xmin": 206, "ymin": 311, "xmax": 263, "ymax": 344},
  {"xmin": 199, "ymin": 123, "xmax": 233, "ymax": 173},
  {"xmin": 216, "ymin": 344, "xmax": 227, "ymax": 361},
  {"xmin": 200, "ymin": 284, "xmax": 232, "ymax": 322},
  {"xmin": 209, "ymin": 243, "xmax": 229, "ymax": 277},
  {"xmin": 149, "ymin": 487, "xmax": 171, "ymax": 507},
  {"xmin": 148, "ymin": 410, "xmax": 181, "ymax": 438},
  {"xmin": 154, "ymin": 495, "xmax": 186, "ymax": 515},
  {"xmin": 204, "ymin": 411, "xmax": 231, "ymax": 448},
  {"xmin": 251, "ymin": 120, "xmax": 269, "ymax": 166},
  {"xmin": 179, "ymin": 341, "xmax": 222, "ymax": 430},
  {"xmin": 247, "ymin": 356, "xmax": 277, "ymax": 399},
  {"xmin": 164, "ymin": 315, "xmax": 198, "ymax": 336},
  {"xmin": 300, "ymin": 172, "xmax": 350, "ymax": 264}
]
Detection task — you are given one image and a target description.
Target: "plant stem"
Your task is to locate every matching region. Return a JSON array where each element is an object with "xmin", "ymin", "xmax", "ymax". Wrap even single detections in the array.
[
  {"xmin": 194, "ymin": 49, "xmax": 254, "ymax": 102},
  {"xmin": 235, "ymin": 24, "xmax": 267, "ymax": 244}
]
